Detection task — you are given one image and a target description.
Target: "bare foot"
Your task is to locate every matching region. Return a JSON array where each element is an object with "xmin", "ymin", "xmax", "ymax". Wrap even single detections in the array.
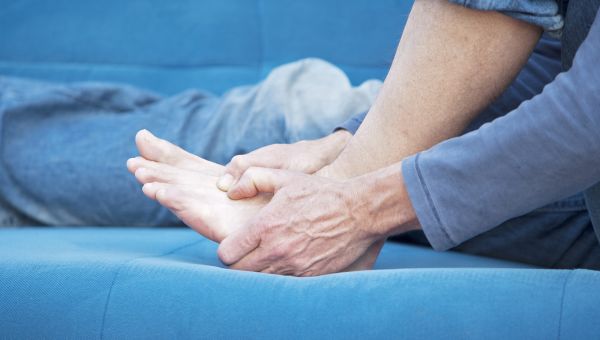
[
  {"xmin": 129, "ymin": 130, "xmax": 382, "ymax": 271},
  {"xmin": 134, "ymin": 129, "xmax": 223, "ymax": 176},
  {"xmin": 128, "ymin": 156, "xmax": 270, "ymax": 243}
]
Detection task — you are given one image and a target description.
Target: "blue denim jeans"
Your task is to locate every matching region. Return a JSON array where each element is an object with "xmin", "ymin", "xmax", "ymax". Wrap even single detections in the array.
[{"xmin": 0, "ymin": 59, "xmax": 380, "ymax": 227}]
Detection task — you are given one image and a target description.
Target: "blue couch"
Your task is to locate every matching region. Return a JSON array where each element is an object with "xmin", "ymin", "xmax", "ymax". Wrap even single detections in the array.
[{"xmin": 1, "ymin": 1, "xmax": 599, "ymax": 338}]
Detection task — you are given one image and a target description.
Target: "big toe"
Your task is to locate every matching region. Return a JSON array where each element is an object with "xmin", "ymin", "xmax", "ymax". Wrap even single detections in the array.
[
  {"xmin": 135, "ymin": 129, "xmax": 225, "ymax": 176},
  {"xmin": 135, "ymin": 129, "xmax": 180, "ymax": 164}
]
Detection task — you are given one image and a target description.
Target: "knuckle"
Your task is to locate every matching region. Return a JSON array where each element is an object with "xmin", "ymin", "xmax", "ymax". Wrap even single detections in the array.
[
  {"xmin": 233, "ymin": 186, "xmax": 254, "ymax": 199},
  {"xmin": 230, "ymin": 155, "xmax": 248, "ymax": 170},
  {"xmin": 257, "ymin": 217, "xmax": 277, "ymax": 233},
  {"xmin": 244, "ymin": 167, "xmax": 263, "ymax": 182},
  {"xmin": 269, "ymin": 245, "xmax": 288, "ymax": 260},
  {"xmin": 245, "ymin": 166, "xmax": 259, "ymax": 176}
]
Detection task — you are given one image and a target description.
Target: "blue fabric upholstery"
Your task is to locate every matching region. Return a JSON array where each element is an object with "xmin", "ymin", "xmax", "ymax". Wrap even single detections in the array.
[
  {"xmin": 4, "ymin": 228, "xmax": 600, "ymax": 339},
  {"xmin": 0, "ymin": 0, "xmax": 409, "ymax": 94},
  {"xmin": 2, "ymin": 0, "xmax": 600, "ymax": 338},
  {"xmin": 2, "ymin": 228, "xmax": 600, "ymax": 338}
]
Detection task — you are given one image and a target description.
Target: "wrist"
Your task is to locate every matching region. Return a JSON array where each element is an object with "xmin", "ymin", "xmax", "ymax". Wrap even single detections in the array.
[
  {"xmin": 314, "ymin": 130, "xmax": 353, "ymax": 179},
  {"xmin": 349, "ymin": 163, "xmax": 420, "ymax": 238},
  {"xmin": 320, "ymin": 130, "xmax": 352, "ymax": 161}
]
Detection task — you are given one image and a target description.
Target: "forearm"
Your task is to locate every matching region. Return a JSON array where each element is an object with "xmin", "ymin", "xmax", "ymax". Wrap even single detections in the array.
[
  {"xmin": 323, "ymin": 0, "xmax": 541, "ymax": 179},
  {"xmin": 403, "ymin": 12, "xmax": 600, "ymax": 250}
]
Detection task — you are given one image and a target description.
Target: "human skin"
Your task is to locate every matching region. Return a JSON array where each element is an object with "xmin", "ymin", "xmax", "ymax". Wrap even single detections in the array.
[
  {"xmin": 216, "ymin": 129, "xmax": 352, "ymax": 190},
  {"xmin": 132, "ymin": 0, "xmax": 542, "ymax": 275},
  {"xmin": 128, "ymin": 129, "xmax": 379, "ymax": 271},
  {"xmin": 214, "ymin": 0, "xmax": 542, "ymax": 274},
  {"xmin": 321, "ymin": 0, "xmax": 542, "ymax": 179},
  {"xmin": 127, "ymin": 130, "xmax": 267, "ymax": 243}
]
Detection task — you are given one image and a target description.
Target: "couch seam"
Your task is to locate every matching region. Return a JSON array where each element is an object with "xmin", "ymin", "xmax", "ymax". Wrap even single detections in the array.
[
  {"xmin": 0, "ymin": 60, "xmax": 258, "ymax": 69},
  {"xmin": 556, "ymin": 270, "xmax": 575, "ymax": 340},
  {"xmin": 99, "ymin": 240, "xmax": 203, "ymax": 339}
]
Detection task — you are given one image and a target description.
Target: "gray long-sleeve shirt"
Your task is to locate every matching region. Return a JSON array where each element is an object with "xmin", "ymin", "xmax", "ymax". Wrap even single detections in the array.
[{"xmin": 402, "ymin": 10, "xmax": 600, "ymax": 250}]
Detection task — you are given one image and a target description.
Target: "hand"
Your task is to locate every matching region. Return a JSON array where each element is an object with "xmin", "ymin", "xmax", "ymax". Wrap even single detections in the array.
[
  {"xmin": 217, "ymin": 130, "xmax": 351, "ymax": 191},
  {"xmin": 217, "ymin": 165, "xmax": 419, "ymax": 276},
  {"xmin": 129, "ymin": 129, "xmax": 386, "ymax": 273}
]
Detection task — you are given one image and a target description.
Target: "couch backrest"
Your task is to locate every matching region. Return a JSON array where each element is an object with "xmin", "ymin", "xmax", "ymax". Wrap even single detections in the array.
[{"xmin": 0, "ymin": 0, "xmax": 412, "ymax": 94}]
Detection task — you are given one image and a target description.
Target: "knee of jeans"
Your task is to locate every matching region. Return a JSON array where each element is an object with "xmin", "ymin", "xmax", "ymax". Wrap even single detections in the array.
[{"xmin": 534, "ymin": 192, "xmax": 587, "ymax": 212}]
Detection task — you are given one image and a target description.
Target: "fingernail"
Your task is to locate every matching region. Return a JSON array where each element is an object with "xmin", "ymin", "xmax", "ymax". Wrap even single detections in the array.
[{"xmin": 217, "ymin": 174, "xmax": 234, "ymax": 191}]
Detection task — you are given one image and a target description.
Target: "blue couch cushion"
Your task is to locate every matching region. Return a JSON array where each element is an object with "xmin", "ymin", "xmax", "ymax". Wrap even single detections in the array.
[
  {"xmin": 2, "ymin": 227, "xmax": 599, "ymax": 339},
  {"xmin": 0, "ymin": 0, "xmax": 411, "ymax": 94}
]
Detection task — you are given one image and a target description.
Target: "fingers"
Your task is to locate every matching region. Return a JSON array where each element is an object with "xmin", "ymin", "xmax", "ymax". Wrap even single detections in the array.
[
  {"xmin": 217, "ymin": 220, "xmax": 262, "ymax": 265},
  {"xmin": 227, "ymin": 248, "xmax": 272, "ymax": 272},
  {"xmin": 226, "ymin": 167, "xmax": 295, "ymax": 200},
  {"xmin": 217, "ymin": 155, "xmax": 253, "ymax": 191},
  {"xmin": 217, "ymin": 148, "xmax": 285, "ymax": 191},
  {"xmin": 343, "ymin": 240, "xmax": 385, "ymax": 272},
  {"xmin": 216, "ymin": 173, "xmax": 236, "ymax": 192}
]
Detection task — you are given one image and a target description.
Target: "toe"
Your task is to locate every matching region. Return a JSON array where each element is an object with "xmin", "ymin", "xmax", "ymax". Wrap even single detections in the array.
[
  {"xmin": 135, "ymin": 129, "xmax": 224, "ymax": 176},
  {"xmin": 141, "ymin": 182, "xmax": 166, "ymax": 200},
  {"xmin": 135, "ymin": 166, "xmax": 175, "ymax": 184},
  {"xmin": 127, "ymin": 156, "xmax": 146, "ymax": 174},
  {"xmin": 155, "ymin": 186, "xmax": 185, "ymax": 212},
  {"xmin": 135, "ymin": 129, "xmax": 182, "ymax": 165}
]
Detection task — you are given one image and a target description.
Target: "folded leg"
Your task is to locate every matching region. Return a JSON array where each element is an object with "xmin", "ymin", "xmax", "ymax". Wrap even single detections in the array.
[{"xmin": 0, "ymin": 59, "xmax": 378, "ymax": 226}]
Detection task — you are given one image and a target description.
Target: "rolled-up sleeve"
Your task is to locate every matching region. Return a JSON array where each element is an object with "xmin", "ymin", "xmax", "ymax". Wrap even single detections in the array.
[
  {"xmin": 334, "ymin": 111, "xmax": 367, "ymax": 135},
  {"xmin": 449, "ymin": 0, "xmax": 564, "ymax": 36},
  {"xmin": 402, "ymin": 10, "xmax": 600, "ymax": 250}
]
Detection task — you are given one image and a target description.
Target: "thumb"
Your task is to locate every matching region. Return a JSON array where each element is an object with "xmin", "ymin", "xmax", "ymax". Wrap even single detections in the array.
[
  {"xmin": 217, "ymin": 221, "xmax": 261, "ymax": 265},
  {"xmin": 227, "ymin": 167, "xmax": 295, "ymax": 200}
]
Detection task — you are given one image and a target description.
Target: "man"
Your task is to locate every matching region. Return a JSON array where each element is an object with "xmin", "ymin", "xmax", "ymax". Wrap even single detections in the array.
[{"xmin": 129, "ymin": 0, "xmax": 600, "ymax": 275}]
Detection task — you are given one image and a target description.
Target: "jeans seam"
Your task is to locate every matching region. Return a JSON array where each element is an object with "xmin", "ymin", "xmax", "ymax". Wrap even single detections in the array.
[
  {"xmin": 99, "ymin": 240, "xmax": 203, "ymax": 339},
  {"xmin": 556, "ymin": 270, "xmax": 575, "ymax": 340}
]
